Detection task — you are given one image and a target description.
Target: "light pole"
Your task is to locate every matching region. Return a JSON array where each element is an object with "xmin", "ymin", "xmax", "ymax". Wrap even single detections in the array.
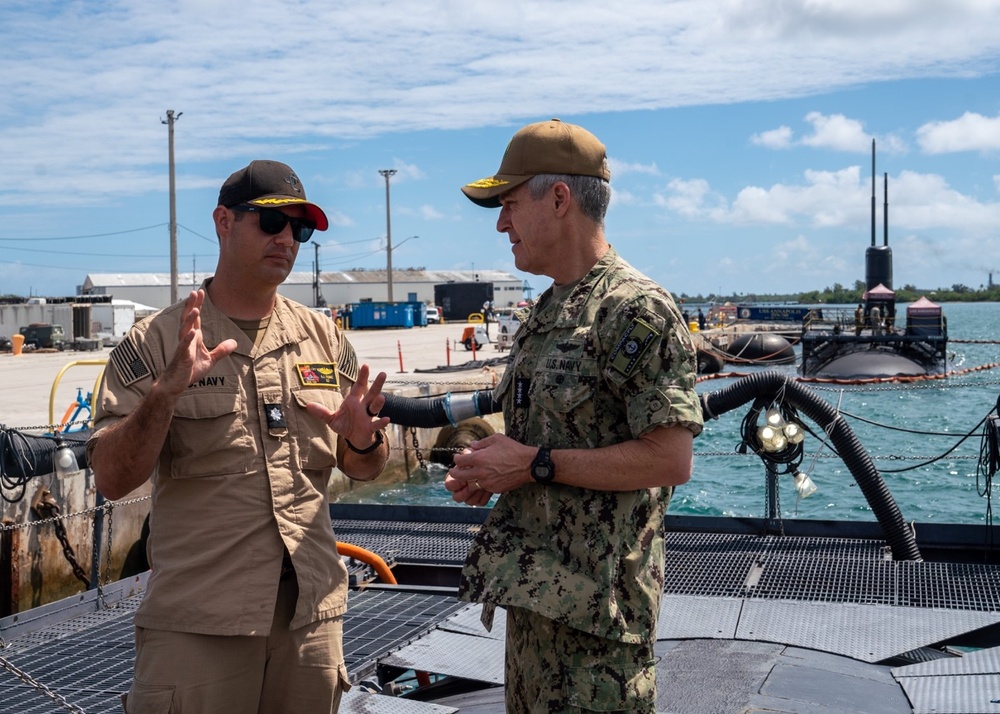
[
  {"xmin": 162, "ymin": 109, "xmax": 182, "ymax": 304},
  {"xmin": 378, "ymin": 169, "xmax": 397, "ymax": 303}
]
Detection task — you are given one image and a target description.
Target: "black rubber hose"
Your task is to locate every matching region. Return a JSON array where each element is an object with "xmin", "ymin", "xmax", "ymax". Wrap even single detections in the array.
[
  {"xmin": 701, "ymin": 371, "xmax": 922, "ymax": 561},
  {"xmin": 377, "ymin": 373, "xmax": 920, "ymax": 561},
  {"xmin": 380, "ymin": 390, "xmax": 501, "ymax": 429},
  {"xmin": 1, "ymin": 428, "xmax": 90, "ymax": 489}
]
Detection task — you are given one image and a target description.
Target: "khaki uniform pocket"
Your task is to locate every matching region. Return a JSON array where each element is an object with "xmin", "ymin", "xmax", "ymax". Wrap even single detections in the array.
[
  {"xmin": 291, "ymin": 387, "xmax": 343, "ymax": 471},
  {"xmin": 123, "ymin": 681, "xmax": 176, "ymax": 713},
  {"xmin": 168, "ymin": 385, "xmax": 251, "ymax": 478}
]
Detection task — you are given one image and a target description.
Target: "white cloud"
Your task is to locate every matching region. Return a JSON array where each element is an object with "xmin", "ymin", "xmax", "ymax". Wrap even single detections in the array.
[
  {"xmin": 390, "ymin": 161, "xmax": 427, "ymax": 183},
  {"xmin": 1, "ymin": 1, "xmax": 998, "ymax": 205},
  {"xmin": 800, "ymin": 112, "xmax": 870, "ymax": 151},
  {"xmin": 610, "ymin": 188, "xmax": 639, "ymax": 207},
  {"xmin": 419, "ymin": 205, "xmax": 445, "ymax": 220},
  {"xmin": 657, "ymin": 165, "xmax": 1000, "ymax": 232},
  {"xmin": 654, "ymin": 178, "xmax": 729, "ymax": 220},
  {"xmin": 608, "ymin": 158, "xmax": 660, "ymax": 177},
  {"xmin": 751, "ymin": 126, "xmax": 793, "ymax": 149},
  {"xmin": 752, "ymin": 112, "xmax": 907, "ymax": 153},
  {"xmin": 916, "ymin": 112, "xmax": 1000, "ymax": 153}
]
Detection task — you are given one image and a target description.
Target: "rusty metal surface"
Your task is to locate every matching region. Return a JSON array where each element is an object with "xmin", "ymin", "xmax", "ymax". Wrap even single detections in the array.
[{"xmin": 2, "ymin": 472, "xmax": 148, "ymax": 615}]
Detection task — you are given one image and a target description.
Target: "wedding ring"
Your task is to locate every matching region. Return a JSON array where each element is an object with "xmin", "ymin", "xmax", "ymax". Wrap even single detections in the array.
[{"xmin": 366, "ymin": 405, "xmax": 377, "ymax": 418}]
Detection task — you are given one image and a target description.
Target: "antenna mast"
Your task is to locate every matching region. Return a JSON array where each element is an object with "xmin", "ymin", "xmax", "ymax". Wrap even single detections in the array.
[
  {"xmin": 883, "ymin": 173, "xmax": 889, "ymax": 247},
  {"xmin": 870, "ymin": 139, "xmax": 876, "ymax": 248}
]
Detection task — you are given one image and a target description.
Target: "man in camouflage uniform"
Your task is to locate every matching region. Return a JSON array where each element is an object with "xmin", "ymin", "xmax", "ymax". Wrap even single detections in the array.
[{"xmin": 446, "ymin": 119, "xmax": 704, "ymax": 712}]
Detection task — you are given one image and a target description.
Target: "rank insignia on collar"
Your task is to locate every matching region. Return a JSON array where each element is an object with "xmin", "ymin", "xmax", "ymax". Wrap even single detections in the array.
[
  {"xmin": 609, "ymin": 318, "xmax": 659, "ymax": 376},
  {"xmin": 295, "ymin": 362, "xmax": 340, "ymax": 387}
]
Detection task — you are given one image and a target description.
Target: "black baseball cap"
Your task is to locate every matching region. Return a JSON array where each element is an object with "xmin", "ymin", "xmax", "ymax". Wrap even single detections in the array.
[{"xmin": 219, "ymin": 160, "xmax": 329, "ymax": 231}]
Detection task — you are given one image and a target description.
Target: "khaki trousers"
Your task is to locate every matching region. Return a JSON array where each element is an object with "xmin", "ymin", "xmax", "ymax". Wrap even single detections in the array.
[{"xmin": 123, "ymin": 577, "xmax": 350, "ymax": 713}]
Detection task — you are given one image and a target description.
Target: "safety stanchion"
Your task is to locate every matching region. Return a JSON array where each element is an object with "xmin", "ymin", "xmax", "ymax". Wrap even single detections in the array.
[
  {"xmin": 397, "ymin": 340, "xmax": 406, "ymax": 373},
  {"xmin": 446, "ymin": 339, "xmax": 451, "ymax": 366}
]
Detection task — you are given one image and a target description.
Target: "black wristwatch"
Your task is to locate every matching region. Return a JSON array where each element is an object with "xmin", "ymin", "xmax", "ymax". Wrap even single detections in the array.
[{"xmin": 530, "ymin": 447, "xmax": 555, "ymax": 484}]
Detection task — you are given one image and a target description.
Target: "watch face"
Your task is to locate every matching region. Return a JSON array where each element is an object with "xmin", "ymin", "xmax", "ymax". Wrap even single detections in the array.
[{"xmin": 531, "ymin": 448, "xmax": 555, "ymax": 483}]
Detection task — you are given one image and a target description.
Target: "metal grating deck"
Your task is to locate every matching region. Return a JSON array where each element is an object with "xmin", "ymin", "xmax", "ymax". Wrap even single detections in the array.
[
  {"xmin": 659, "ymin": 532, "xmax": 1000, "ymax": 611},
  {"xmin": 333, "ymin": 518, "xmax": 481, "ymax": 565},
  {"xmin": 0, "ymin": 587, "xmax": 465, "ymax": 713},
  {"xmin": 5, "ymin": 511, "xmax": 1000, "ymax": 712},
  {"xmin": 336, "ymin": 516, "xmax": 1000, "ymax": 612}
]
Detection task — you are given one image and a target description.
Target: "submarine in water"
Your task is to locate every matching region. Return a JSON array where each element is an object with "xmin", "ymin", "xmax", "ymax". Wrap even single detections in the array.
[{"xmin": 798, "ymin": 141, "xmax": 948, "ymax": 380}]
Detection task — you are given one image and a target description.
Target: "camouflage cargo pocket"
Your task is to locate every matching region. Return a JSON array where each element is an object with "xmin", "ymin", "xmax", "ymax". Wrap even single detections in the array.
[{"xmin": 563, "ymin": 658, "xmax": 657, "ymax": 712}]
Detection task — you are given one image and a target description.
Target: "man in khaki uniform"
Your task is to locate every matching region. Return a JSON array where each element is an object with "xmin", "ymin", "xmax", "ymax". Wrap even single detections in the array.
[
  {"xmin": 445, "ymin": 120, "xmax": 704, "ymax": 712},
  {"xmin": 88, "ymin": 160, "xmax": 390, "ymax": 713}
]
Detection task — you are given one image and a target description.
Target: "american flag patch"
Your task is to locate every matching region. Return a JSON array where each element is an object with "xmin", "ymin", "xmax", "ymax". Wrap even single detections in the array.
[{"xmin": 109, "ymin": 337, "xmax": 151, "ymax": 387}]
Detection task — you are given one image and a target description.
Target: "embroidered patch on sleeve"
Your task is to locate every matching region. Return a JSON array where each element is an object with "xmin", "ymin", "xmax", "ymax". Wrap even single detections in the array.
[
  {"xmin": 337, "ymin": 338, "xmax": 360, "ymax": 384},
  {"xmin": 109, "ymin": 337, "xmax": 151, "ymax": 387},
  {"xmin": 608, "ymin": 318, "xmax": 659, "ymax": 377},
  {"xmin": 295, "ymin": 362, "xmax": 340, "ymax": 387}
]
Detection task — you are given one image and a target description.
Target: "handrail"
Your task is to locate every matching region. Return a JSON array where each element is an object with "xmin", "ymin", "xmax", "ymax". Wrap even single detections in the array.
[{"xmin": 48, "ymin": 360, "xmax": 108, "ymax": 429}]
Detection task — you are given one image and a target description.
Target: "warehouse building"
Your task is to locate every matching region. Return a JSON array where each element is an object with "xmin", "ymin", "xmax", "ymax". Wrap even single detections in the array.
[{"xmin": 80, "ymin": 269, "xmax": 527, "ymax": 311}]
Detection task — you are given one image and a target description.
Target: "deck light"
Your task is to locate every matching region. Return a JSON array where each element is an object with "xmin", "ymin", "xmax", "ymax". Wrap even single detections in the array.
[
  {"xmin": 783, "ymin": 422, "xmax": 804, "ymax": 444},
  {"xmin": 53, "ymin": 439, "xmax": 79, "ymax": 478},
  {"xmin": 793, "ymin": 471, "xmax": 818, "ymax": 498},
  {"xmin": 765, "ymin": 407, "xmax": 785, "ymax": 428}
]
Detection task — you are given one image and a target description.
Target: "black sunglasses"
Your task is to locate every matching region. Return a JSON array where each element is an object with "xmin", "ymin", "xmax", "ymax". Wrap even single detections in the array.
[{"xmin": 231, "ymin": 205, "xmax": 316, "ymax": 243}]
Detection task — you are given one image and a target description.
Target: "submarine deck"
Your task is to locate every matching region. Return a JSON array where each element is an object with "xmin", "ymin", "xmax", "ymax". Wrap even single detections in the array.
[{"xmin": 3, "ymin": 506, "xmax": 1000, "ymax": 713}]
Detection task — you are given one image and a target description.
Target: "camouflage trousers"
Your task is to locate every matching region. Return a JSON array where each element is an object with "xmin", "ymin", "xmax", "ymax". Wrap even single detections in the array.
[{"xmin": 504, "ymin": 606, "xmax": 657, "ymax": 713}]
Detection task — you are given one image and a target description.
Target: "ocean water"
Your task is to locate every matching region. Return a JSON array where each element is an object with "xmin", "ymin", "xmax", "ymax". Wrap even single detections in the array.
[{"xmin": 341, "ymin": 302, "xmax": 1000, "ymax": 527}]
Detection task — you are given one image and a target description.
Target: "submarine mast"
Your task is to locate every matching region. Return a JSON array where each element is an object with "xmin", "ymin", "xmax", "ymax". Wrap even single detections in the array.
[{"xmin": 865, "ymin": 139, "xmax": 892, "ymax": 290}]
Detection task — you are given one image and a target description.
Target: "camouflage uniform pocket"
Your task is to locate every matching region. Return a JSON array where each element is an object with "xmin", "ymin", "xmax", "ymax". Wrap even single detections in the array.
[{"xmin": 563, "ymin": 658, "xmax": 657, "ymax": 713}]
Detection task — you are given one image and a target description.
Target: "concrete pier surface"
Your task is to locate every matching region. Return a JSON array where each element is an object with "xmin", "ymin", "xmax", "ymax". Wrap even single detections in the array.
[{"xmin": 1, "ymin": 322, "xmax": 508, "ymax": 432}]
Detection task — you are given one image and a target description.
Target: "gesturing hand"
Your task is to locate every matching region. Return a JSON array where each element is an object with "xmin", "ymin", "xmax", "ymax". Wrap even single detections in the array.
[
  {"xmin": 160, "ymin": 290, "xmax": 237, "ymax": 396},
  {"xmin": 305, "ymin": 364, "xmax": 390, "ymax": 447}
]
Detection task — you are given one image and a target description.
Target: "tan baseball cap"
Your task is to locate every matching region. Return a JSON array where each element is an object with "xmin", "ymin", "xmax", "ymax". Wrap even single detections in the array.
[{"xmin": 461, "ymin": 119, "xmax": 610, "ymax": 208}]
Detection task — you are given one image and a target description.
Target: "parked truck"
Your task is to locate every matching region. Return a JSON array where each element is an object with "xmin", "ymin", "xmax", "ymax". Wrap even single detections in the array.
[{"xmin": 19, "ymin": 323, "xmax": 66, "ymax": 350}]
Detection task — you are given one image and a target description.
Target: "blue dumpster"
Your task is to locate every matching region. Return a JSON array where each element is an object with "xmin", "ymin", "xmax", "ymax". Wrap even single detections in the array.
[
  {"xmin": 348, "ymin": 302, "xmax": 414, "ymax": 329},
  {"xmin": 407, "ymin": 302, "xmax": 428, "ymax": 327}
]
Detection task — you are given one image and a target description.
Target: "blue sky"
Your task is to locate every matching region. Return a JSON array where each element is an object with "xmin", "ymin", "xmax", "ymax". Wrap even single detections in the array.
[{"xmin": 2, "ymin": 1, "xmax": 1000, "ymax": 300}]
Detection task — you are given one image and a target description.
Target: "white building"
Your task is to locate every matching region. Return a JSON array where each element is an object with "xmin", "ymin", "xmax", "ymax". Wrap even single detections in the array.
[{"xmin": 79, "ymin": 269, "xmax": 526, "ymax": 311}]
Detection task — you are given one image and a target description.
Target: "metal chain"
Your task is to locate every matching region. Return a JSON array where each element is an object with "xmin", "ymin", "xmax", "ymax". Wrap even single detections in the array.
[
  {"xmin": 0, "ymin": 654, "xmax": 88, "ymax": 713},
  {"xmin": 31, "ymin": 494, "xmax": 90, "ymax": 588},
  {"xmin": 408, "ymin": 427, "xmax": 428, "ymax": 471},
  {"xmin": 3, "ymin": 420, "xmax": 91, "ymax": 433},
  {"xmin": 0, "ymin": 495, "xmax": 149, "ymax": 533},
  {"xmin": 381, "ymin": 377, "xmax": 497, "ymax": 390},
  {"xmin": 692, "ymin": 450, "xmax": 978, "ymax": 461},
  {"xmin": 98, "ymin": 505, "xmax": 114, "ymax": 606}
]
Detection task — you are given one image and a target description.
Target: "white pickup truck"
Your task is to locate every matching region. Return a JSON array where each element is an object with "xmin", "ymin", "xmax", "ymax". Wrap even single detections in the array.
[{"xmin": 495, "ymin": 307, "xmax": 522, "ymax": 351}]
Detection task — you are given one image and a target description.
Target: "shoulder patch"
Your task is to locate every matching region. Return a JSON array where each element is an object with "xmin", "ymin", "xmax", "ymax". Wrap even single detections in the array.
[
  {"xmin": 295, "ymin": 362, "xmax": 340, "ymax": 388},
  {"xmin": 337, "ymin": 338, "xmax": 360, "ymax": 384},
  {"xmin": 608, "ymin": 317, "xmax": 659, "ymax": 377},
  {"xmin": 109, "ymin": 337, "xmax": 151, "ymax": 387}
]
